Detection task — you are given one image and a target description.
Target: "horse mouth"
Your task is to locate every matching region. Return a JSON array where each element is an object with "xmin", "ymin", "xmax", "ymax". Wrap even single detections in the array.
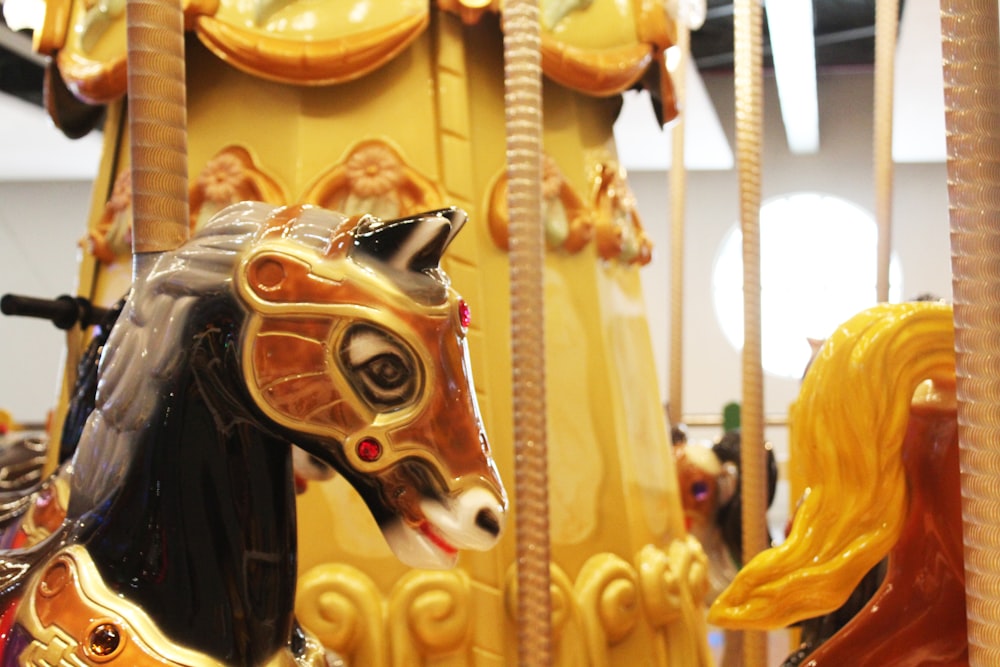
[
  {"xmin": 418, "ymin": 520, "xmax": 458, "ymax": 556},
  {"xmin": 380, "ymin": 515, "xmax": 461, "ymax": 570},
  {"xmin": 378, "ymin": 485, "xmax": 505, "ymax": 569}
]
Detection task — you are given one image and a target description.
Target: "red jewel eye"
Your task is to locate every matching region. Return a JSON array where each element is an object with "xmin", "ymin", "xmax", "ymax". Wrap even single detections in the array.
[
  {"xmin": 357, "ymin": 438, "xmax": 382, "ymax": 462},
  {"xmin": 459, "ymin": 299, "xmax": 471, "ymax": 329}
]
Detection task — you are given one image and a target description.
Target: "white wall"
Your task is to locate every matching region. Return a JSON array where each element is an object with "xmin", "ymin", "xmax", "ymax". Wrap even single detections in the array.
[
  {"xmin": 0, "ymin": 181, "xmax": 94, "ymax": 426},
  {"xmin": 638, "ymin": 68, "xmax": 951, "ymax": 424},
  {"xmin": 634, "ymin": 68, "xmax": 952, "ymax": 533}
]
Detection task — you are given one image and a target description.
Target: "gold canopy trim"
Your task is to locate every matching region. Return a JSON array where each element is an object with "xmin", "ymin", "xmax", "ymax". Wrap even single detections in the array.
[
  {"xmin": 194, "ymin": 11, "xmax": 429, "ymax": 86},
  {"xmin": 41, "ymin": 1, "xmax": 677, "ymax": 107}
]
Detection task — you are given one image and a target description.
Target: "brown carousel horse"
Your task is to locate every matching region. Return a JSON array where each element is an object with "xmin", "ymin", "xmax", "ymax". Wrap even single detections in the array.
[
  {"xmin": 0, "ymin": 202, "xmax": 507, "ymax": 666},
  {"xmin": 673, "ymin": 427, "xmax": 778, "ymax": 667},
  {"xmin": 709, "ymin": 301, "xmax": 965, "ymax": 666}
]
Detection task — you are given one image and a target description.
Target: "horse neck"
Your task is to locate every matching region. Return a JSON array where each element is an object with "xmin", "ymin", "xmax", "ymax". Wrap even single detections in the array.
[
  {"xmin": 77, "ymin": 316, "xmax": 300, "ymax": 665},
  {"xmin": 803, "ymin": 404, "xmax": 967, "ymax": 666}
]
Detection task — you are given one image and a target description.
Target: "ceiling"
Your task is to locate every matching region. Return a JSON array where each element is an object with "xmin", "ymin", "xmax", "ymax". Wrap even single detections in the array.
[
  {"xmin": 0, "ymin": 0, "xmax": 939, "ymax": 180},
  {"xmin": 692, "ymin": 0, "xmax": 887, "ymax": 72}
]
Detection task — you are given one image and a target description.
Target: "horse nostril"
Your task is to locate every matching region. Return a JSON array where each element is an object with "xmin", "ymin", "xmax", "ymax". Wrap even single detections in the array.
[{"xmin": 475, "ymin": 508, "xmax": 501, "ymax": 537}]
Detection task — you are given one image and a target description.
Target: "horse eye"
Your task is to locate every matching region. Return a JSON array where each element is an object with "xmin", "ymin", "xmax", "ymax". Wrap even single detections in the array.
[
  {"xmin": 341, "ymin": 324, "xmax": 419, "ymax": 410},
  {"xmin": 363, "ymin": 353, "xmax": 409, "ymax": 390}
]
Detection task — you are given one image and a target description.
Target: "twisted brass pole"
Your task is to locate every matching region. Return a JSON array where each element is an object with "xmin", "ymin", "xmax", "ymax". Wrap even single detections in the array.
[
  {"xmin": 668, "ymin": 25, "xmax": 690, "ymax": 429},
  {"xmin": 873, "ymin": 0, "xmax": 898, "ymax": 302},
  {"xmin": 126, "ymin": 0, "xmax": 189, "ymax": 275},
  {"xmin": 734, "ymin": 0, "xmax": 767, "ymax": 664},
  {"xmin": 502, "ymin": 2, "xmax": 551, "ymax": 666},
  {"xmin": 940, "ymin": 0, "xmax": 1000, "ymax": 663}
]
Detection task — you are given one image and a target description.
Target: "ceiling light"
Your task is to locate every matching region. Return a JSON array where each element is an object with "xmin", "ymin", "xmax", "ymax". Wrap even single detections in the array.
[{"xmin": 764, "ymin": 0, "xmax": 819, "ymax": 154}]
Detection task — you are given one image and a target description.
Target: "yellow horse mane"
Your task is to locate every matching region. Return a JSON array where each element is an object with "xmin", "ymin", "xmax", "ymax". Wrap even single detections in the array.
[{"xmin": 708, "ymin": 301, "xmax": 956, "ymax": 630}]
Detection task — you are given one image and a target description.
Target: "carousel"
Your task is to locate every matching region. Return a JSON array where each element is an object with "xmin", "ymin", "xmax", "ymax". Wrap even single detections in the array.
[{"xmin": 0, "ymin": 0, "xmax": 996, "ymax": 665}]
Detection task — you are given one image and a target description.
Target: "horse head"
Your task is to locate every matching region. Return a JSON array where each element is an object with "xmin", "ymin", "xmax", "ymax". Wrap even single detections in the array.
[{"xmin": 234, "ymin": 204, "xmax": 507, "ymax": 569}]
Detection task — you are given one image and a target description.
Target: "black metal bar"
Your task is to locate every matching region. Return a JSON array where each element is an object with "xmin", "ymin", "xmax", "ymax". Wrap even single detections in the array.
[{"xmin": 0, "ymin": 294, "xmax": 110, "ymax": 330}]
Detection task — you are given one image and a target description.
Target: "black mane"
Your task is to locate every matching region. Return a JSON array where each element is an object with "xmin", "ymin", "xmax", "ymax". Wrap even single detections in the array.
[{"xmin": 77, "ymin": 297, "xmax": 299, "ymax": 664}]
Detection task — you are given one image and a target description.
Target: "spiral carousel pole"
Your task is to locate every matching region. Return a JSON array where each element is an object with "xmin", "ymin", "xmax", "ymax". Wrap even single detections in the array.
[
  {"xmin": 125, "ymin": 0, "xmax": 189, "ymax": 275},
  {"xmin": 940, "ymin": 1, "xmax": 1000, "ymax": 663},
  {"xmin": 873, "ymin": 0, "xmax": 898, "ymax": 303},
  {"xmin": 734, "ymin": 0, "xmax": 767, "ymax": 664},
  {"xmin": 668, "ymin": 23, "xmax": 690, "ymax": 429},
  {"xmin": 502, "ymin": 1, "xmax": 551, "ymax": 666}
]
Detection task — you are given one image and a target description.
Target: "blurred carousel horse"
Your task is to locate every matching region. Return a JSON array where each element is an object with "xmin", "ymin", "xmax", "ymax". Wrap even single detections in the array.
[
  {"xmin": 673, "ymin": 427, "xmax": 777, "ymax": 667},
  {"xmin": 710, "ymin": 301, "xmax": 966, "ymax": 666}
]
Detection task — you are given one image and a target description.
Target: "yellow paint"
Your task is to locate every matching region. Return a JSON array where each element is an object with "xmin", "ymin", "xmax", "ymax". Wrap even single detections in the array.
[
  {"xmin": 47, "ymin": 1, "xmax": 709, "ymax": 664},
  {"xmin": 709, "ymin": 302, "xmax": 956, "ymax": 630}
]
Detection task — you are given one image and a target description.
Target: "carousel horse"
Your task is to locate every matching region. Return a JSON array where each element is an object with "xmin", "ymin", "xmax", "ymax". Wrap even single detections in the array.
[
  {"xmin": 673, "ymin": 428, "xmax": 777, "ymax": 667},
  {"xmin": 0, "ymin": 202, "xmax": 508, "ymax": 666},
  {"xmin": 781, "ymin": 293, "xmax": 951, "ymax": 666},
  {"xmin": 709, "ymin": 301, "xmax": 965, "ymax": 666}
]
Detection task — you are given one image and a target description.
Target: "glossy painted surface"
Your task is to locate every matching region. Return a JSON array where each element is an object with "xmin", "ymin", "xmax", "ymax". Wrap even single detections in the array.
[
  {"xmin": 34, "ymin": 0, "xmax": 678, "ymax": 111},
  {"xmin": 709, "ymin": 303, "xmax": 964, "ymax": 666},
  {"xmin": 0, "ymin": 204, "xmax": 506, "ymax": 665},
  {"xmin": 801, "ymin": 387, "xmax": 966, "ymax": 666}
]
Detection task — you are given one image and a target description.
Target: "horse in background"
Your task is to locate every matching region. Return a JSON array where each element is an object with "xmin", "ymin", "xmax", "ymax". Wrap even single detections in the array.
[
  {"xmin": 709, "ymin": 302, "xmax": 965, "ymax": 666},
  {"xmin": 673, "ymin": 426, "xmax": 778, "ymax": 667},
  {"xmin": 0, "ymin": 203, "xmax": 507, "ymax": 666}
]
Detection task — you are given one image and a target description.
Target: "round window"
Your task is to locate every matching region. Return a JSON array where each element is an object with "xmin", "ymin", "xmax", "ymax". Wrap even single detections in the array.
[{"xmin": 711, "ymin": 192, "xmax": 903, "ymax": 379}]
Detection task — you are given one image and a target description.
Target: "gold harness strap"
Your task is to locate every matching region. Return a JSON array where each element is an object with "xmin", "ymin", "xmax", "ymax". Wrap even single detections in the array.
[{"xmin": 14, "ymin": 545, "xmax": 328, "ymax": 667}]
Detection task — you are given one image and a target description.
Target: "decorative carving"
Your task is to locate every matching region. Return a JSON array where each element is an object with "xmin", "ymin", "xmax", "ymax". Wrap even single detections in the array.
[
  {"xmin": 90, "ymin": 147, "xmax": 283, "ymax": 264},
  {"xmin": 506, "ymin": 543, "xmax": 715, "ymax": 666},
  {"xmin": 88, "ymin": 170, "xmax": 134, "ymax": 263},
  {"xmin": 303, "ymin": 140, "xmax": 445, "ymax": 220},
  {"xmin": 575, "ymin": 552, "xmax": 640, "ymax": 664},
  {"xmin": 486, "ymin": 154, "xmax": 595, "ymax": 255},
  {"xmin": 16, "ymin": 546, "xmax": 233, "ymax": 666},
  {"xmin": 436, "ymin": 0, "xmax": 499, "ymax": 25},
  {"xmin": 16, "ymin": 477, "xmax": 70, "ymax": 548},
  {"xmin": 296, "ymin": 564, "xmax": 386, "ymax": 666},
  {"xmin": 194, "ymin": 9, "xmax": 429, "ymax": 86},
  {"xmin": 540, "ymin": 38, "xmax": 654, "ymax": 97},
  {"xmin": 388, "ymin": 569, "xmax": 472, "ymax": 664},
  {"xmin": 189, "ymin": 145, "xmax": 286, "ymax": 231},
  {"xmin": 483, "ymin": 153, "xmax": 655, "ymax": 265},
  {"xmin": 78, "ymin": 0, "xmax": 124, "ymax": 54},
  {"xmin": 636, "ymin": 538, "xmax": 708, "ymax": 627},
  {"xmin": 502, "ymin": 561, "xmax": 578, "ymax": 643},
  {"xmin": 591, "ymin": 158, "xmax": 652, "ymax": 265}
]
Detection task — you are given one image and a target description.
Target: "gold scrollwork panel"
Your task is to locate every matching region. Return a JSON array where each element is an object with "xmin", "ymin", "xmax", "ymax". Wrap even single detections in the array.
[
  {"xmin": 298, "ymin": 563, "xmax": 510, "ymax": 667},
  {"xmin": 493, "ymin": 541, "xmax": 712, "ymax": 667},
  {"xmin": 636, "ymin": 538, "xmax": 713, "ymax": 667},
  {"xmin": 296, "ymin": 563, "xmax": 387, "ymax": 667},
  {"xmin": 388, "ymin": 569, "xmax": 476, "ymax": 667}
]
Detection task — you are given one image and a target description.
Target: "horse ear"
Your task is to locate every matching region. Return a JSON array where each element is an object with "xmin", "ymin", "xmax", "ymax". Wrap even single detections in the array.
[
  {"xmin": 352, "ymin": 208, "xmax": 467, "ymax": 273},
  {"xmin": 717, "ymin": 461, "xmax": 739, "ymax": 507}
]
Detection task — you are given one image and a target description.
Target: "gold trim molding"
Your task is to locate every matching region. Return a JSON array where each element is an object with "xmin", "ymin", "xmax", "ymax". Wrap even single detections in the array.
[{"xmin": 296, "ymin": 539, "xmax": 709, "ymax": 667}]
